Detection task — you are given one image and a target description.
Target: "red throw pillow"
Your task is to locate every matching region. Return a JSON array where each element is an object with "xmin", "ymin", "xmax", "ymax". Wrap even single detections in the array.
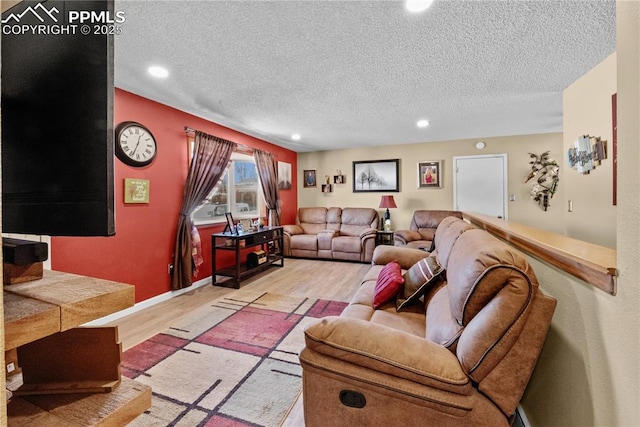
[{"xmin": 373, "ymin": 261, "xmax": 405, "ymax": 309}]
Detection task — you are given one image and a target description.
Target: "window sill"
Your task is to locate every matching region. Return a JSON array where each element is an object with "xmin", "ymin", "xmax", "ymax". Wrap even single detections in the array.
[
  {"xmin": 463, "ymin": 212, "xmax": 617, "ymax": 295},
  {"xmin": 193, "ymin": 218, "xmax": 225, "ymax": 227}
]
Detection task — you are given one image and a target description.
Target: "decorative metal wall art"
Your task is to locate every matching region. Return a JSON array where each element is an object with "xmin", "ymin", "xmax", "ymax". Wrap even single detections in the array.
[{"xmin": 525, "ymin": 151, "xmax": 559, "ymax": 211}]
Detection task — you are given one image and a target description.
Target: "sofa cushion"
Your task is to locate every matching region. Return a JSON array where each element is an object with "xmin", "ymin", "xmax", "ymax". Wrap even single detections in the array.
[
  {"xmin": 326, "ymin": 207, "xmax": 342, "ymax": 231},
  {"xmin": 303, "ymin": 317, "xmax": 472, "ymax": 394},
  {"xmin": 426, "ymin": 286, "xmax": 464, "ymax": 349},
  {"xmin": 341, "ymin": 278, "xmax": 426, "ymax": 336},
  {"xmin": 396, "ymin": 256, "xmax": 444, "ymax": 311},
  {"xmin": 373, "ymin": 261, "xmax": 404, "ymax": 309},
  {"xmin": 434, "ymin": 217, "xmax": 475, "ymax": 269},
  {"xmin": 298, "ymin": 207, "xmax": 328, "ymax": 224},
  {"xmin": 339, "ymin": 208, "xmax": 378, "ymax": 236},
  {"xmin": 410, "ymin": 210, "xmax": 464, "ymax": 231},
  {"xmin": 332, "ymin": 235, "xmax": 361, "ymax": 253},
  {"xmin": 372, "ymin": 245, "xmax": 429, "ymax": 269},
  {"xmin": 297, "ymin": 207, "xmax": 329, "ymax": 235},
  {"xmin": 446, "ymin": 229, "xmax": 538, "ymax": 326},
  {"xmin": 289, "ymin": 234, "xmax": 318, "ymax": 251}
]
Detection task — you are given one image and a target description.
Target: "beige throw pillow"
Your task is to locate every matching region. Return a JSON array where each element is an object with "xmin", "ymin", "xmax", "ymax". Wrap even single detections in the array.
[{"xmin": 396, "ymin": 256, "xmax": 444, "ymax": 311}]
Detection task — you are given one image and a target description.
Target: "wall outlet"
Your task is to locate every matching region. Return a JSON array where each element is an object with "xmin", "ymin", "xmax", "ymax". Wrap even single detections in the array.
[{"xmin": 6, "ymin": 362, "xmax": 15, "ymax": 373}]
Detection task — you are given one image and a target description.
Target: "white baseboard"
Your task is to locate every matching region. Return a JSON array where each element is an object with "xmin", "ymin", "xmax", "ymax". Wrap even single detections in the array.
[
  {"xmin": 83, "ymin": 277, "xmax": 212, "ymax": 326},
  {"xmin": 515, "ymin": 404, "xmax": 532, "ymax": 427}
]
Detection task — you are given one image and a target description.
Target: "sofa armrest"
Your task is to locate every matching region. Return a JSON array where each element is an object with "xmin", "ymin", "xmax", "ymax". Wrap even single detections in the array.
[
  {"xmin": 359, "ymin": 227, "xmax": 378, "ymax": 239},
  {"xmin": 394, "ymin": 229, "xmax": 422, "ymax": 244},
  {"xmin": 283, "ymin": 224, "xmax": 303, "ymax": 236},
  {"xmin": 303, "ymin": 316, "xmax": 471, "ymax": 395},
  {"xmin": 371, "ymin": 245, "xmax": 430, "ymax": 269}
]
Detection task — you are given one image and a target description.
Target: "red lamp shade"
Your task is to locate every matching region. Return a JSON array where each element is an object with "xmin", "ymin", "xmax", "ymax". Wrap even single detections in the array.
[
  {"xmin": 379, "ymin": 195, "xmax": 397, "ymax": 209},
  {"xmin": 379, "ymin": 195, "xmax": 397, "ymax": 221}
]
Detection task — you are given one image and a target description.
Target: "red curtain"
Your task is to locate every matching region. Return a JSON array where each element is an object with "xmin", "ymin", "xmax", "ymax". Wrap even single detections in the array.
[{"xmin": 172, "ymin": 131, "xmax": 235, "ymax": 290}]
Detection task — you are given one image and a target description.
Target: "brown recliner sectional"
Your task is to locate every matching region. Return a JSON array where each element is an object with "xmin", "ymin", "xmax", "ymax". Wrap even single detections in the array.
[
  {"xmin": 282, "ymin": 207, "xmax": 379, "ymax": 262},
  {"xmin": 394, "ymin": 209, "xmax": 463, "ymax": 248},
  {"xmin": 300, "ymin": 216, "xmax": 557, "ymax": 426}
]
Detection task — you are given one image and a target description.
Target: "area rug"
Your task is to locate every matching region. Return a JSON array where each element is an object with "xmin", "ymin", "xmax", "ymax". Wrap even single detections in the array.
[{"xmin": 122, "ymin": 292, "xmax": 348, "ymax": 427}]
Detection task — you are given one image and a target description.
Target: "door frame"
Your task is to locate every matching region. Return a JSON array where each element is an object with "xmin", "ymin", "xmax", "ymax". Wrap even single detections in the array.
[{"xmin": 452, "ymin": 153, "xmax": 509, "ymax": 220}]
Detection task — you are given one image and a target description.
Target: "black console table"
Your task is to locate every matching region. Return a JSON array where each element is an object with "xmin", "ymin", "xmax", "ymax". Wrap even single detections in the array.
[{"xmin": 211, "ymin": 226, "xmax": 284, "ymax": 288}]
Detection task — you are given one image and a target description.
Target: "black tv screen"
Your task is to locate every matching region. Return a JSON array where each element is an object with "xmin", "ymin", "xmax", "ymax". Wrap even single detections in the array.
[{"xmin": 1, "ymin": 0, "xmax": 115, "ymax": 236}]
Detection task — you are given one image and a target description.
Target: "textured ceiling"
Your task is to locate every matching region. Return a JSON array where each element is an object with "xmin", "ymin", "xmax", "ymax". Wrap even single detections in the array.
[{"xmin": 114, "ymin": 0, "xmax": 616, "ymax": 152}]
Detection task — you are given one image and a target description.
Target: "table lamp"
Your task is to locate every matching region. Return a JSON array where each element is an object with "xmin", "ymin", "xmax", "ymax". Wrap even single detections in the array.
[
  {"xmin": 379, "ymin": 195, "xmax": 397, "ymax": 220},
  {"xmin": 379, "ymin": 195, "xmax": 397, "ymax": 231}
]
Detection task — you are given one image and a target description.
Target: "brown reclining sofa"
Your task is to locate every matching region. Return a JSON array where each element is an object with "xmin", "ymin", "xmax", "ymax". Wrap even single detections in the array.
[
  {"xmin": 283, "ymin": 207, "xmax": 379, "ymax": 263},
  {"xmin": 300, "ymin": 216, "xmax": 557, "ymax": 426}
]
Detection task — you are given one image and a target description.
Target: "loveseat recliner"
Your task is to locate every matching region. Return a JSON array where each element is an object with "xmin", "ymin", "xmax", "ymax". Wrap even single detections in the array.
[
  {"xmin": 283, "ymin": 207, "xmax": 379, "ymax": 263},
  {"xmin": 394, "ymin": 209, "xmax": 463, "ymax": 248},
  {"xmin": 300, "ymin": 216, "xmax": 557, "ymax": 426}
]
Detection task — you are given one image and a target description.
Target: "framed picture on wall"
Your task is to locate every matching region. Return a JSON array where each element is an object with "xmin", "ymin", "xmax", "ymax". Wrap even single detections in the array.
[
  {"xmin": 352, "ymin": 159, "xmax": 399, "ymax": 192},
  {"xmin": 278, "ymin": 161, "xmax": 292, "ymax": 190},
  {"xmin": 417, "ymin": 160, "xmax": 442, "ymax": 188},
  {"xmin": 303, "ymin": 169, "xmax": 317, "ymax": 188}
]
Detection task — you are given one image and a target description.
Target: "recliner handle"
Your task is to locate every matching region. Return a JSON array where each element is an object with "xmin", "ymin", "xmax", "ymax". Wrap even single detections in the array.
[{"xmin": 339, "ymin": 390, "xmax": 366, "ymax": 408}]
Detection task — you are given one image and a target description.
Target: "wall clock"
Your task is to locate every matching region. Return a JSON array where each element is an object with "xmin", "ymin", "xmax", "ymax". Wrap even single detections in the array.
[{"xmin": 115, "ymin": 121, "xmax": 157, "ymax": 167}]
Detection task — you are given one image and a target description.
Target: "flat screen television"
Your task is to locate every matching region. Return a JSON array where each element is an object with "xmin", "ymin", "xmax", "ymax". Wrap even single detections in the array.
[{"xmin": 1, "ymin": 0, "xmax": 115, "ymax": 236}]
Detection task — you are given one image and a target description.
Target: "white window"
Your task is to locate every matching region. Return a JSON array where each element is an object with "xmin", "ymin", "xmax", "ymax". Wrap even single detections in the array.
[{"xmin": 192, "ymin": 152, "xmax": 264, "ymax": 224}]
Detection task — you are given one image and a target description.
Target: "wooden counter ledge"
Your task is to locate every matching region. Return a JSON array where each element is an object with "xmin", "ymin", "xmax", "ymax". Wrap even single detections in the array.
[{"xmin": 463, "ymin": 212, "xmax": 617, "ymax": 295}]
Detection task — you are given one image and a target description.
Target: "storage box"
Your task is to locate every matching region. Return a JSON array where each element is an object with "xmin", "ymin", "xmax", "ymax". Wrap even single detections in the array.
[{"xmin": 246, "ymin": 250, "xmax": 267, "ymax": 268}]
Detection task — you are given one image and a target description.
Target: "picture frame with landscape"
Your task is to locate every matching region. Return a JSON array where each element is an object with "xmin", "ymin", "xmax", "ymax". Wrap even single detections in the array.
[{"xmin": 352, "ymin": 159, "xmax": 399, "ymax": 193}]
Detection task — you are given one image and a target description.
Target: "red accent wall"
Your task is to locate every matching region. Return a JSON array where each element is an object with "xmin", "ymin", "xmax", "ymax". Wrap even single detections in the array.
[{"xmin": 51, "ymin": 89, "xmax": 298, "ymax": 302}]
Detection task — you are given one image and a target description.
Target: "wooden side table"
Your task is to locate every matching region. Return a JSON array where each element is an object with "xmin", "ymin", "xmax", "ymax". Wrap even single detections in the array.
[
  {"xmin": 376, "ymin": 231, "xmax": 395, "ymax": 246},
  {"xmin": 4, "ymin": 270, "xmax": 152, "ymax": 426},
  {"xmin": 211, "ymin": 226, "xmax": 284, "ymax": 288}
]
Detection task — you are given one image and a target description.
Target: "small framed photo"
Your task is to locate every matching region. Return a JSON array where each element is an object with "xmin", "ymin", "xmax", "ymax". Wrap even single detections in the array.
[
  {"xmin": 418, "ymin": 160, "xmax": 442, "ymax": 188},
  {"xmin": 303, "ymin": 169, "xmax": 317, "ymax": 188},
  {"xmin": 240, "ymin": 219, "xmax": 252, "ymax": 232},
  {"xmin": 224, "ymin": 212, "xmax": 237, "ymax": 234}
]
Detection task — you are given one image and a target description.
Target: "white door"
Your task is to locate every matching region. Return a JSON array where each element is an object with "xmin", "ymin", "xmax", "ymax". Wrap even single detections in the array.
[{"xmin": 453, "ymin": 154, "xmax": 508, "ymax": 219}]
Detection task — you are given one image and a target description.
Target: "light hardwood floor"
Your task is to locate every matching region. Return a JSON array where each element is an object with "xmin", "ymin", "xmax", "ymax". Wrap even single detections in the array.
[{"xmin": 110, "ymin": 258, "xmax": 370, "ymax": 426}]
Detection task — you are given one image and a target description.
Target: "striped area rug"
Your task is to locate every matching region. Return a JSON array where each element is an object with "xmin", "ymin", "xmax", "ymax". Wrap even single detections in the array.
[{"xmin": 123, "ymin": 292, "xmax": 348, "ymax": 427}]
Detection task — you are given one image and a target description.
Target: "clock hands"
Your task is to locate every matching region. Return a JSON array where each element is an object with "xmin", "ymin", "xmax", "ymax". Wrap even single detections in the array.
[{"xmin": 131, "ymin": 134, "xmax": 143, "ymax": 157}]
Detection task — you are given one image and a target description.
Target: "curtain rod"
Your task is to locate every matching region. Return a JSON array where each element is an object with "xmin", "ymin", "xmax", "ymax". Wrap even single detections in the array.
[{"xmin": 184, "ymin": 126, "xmax": 253, "ymax": 153}]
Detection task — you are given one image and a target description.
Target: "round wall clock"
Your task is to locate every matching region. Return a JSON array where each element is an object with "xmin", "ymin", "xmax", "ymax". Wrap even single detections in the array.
[{"xmin": 115, "ymin": 121, "xmax": 157, "ymax": 167}]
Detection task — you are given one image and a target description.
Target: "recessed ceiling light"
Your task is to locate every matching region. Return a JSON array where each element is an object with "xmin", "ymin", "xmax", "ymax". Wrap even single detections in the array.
[
  {"xmin": 405, "ymin": 0, "xmax": 434, "ymax": 13},
  {"xmin": 291, "ymin": 134, "xmax": 301, "ymax": 141},
  {"xmin": 416, "ymin": 119, "xmax": 430, "ymax": 128},
  {"xmin": 148, "ymin": 66, "xmax": 169, "ymax": 78}
]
